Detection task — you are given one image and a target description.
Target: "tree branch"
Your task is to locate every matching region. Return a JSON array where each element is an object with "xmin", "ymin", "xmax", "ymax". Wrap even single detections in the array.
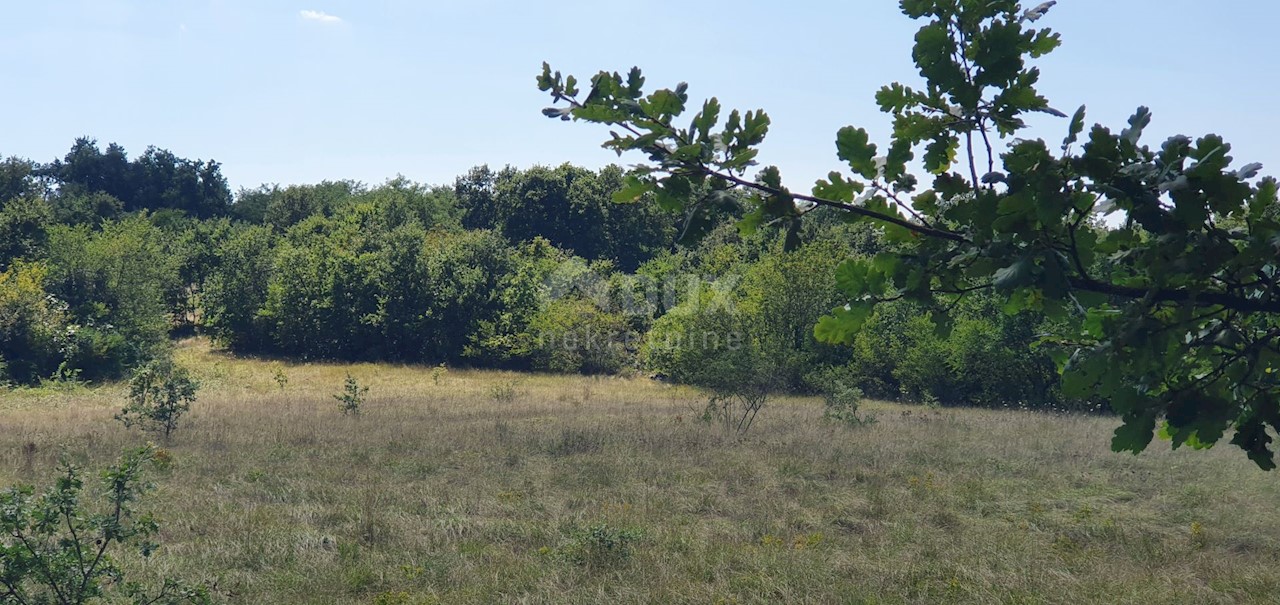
[
  {"xmin": 1068, "ymin": 276, "xmax": 1280, "ymax": 314},
  {"xmin": 701, "ymin": 167, "xmax": 970, "ymax": 243}
]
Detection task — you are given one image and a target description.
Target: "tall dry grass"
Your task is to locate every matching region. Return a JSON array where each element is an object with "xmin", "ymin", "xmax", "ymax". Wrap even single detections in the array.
[{"xmin": 1, "ymin": 339, "xmax": 1277, "ymax": 603}]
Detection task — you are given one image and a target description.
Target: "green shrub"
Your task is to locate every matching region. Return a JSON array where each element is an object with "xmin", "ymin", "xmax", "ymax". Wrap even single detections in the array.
[
  {"xmin": 642, "ymin": 290, "xmax": 748, "ymax": 388},
  {"xmin": 806, "ymin": 366, "xmax": 874, "ymax": 427},
  {"xmin": 201, "ymin": 224, "xmax": 276, "ymax": 352},
  {"xmin": 488, "ymin": 379, "xmax": 524, "ymax": 404},
  {"xmin": 0, "ymin": 196, "xmax": 52, "ymax": 264},
  {"xmin": 335, "ymin": 373, "xmax": 368, "ymax": 415},
  {"xmin": 259, "ymin": 219, "xmax": 383, "ymax": 359},
  {"xmin": 735, "ymin": 240, "xmax": 849, "ymax": 391},
  {"xmin": 646, "ymin": 290, "xmax": 788, "ymax": 433},
  {"xmin": 0, "ymin": 446, "xmax": 210, "ymax": 604},
  {"xmin": 116, "ymin": 359, "xmax": 200, "ymax": 440},
  {"xmin": 253, "ymin": 223, "xmax": 541, "ymax": 364},
  {"xmin": 0, "ymin": 262, "xmax": 68, "ymax": 385},
  {"xmin": 528, "ymin": 298, "xmax": 634, "ymax": 374},
  {"xmin": 272, "ymin": 364, "xmax": 288, "ymax": 390},
  {"xmin": 421, "ymin": 229, "xmax": 535, "ymax": 365},
  {"xmin": 847, "ymin": 297, "xmax": 1062, "ymax": 409},
  {"xmin": 45, "ymin": 216, "xmax": 178, "ymax": 374}
]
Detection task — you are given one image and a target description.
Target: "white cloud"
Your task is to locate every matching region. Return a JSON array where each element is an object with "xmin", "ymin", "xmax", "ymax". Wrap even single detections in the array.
[{"xmin": 300, "ymin": 9, "xmax": 342, "ymax": 24}]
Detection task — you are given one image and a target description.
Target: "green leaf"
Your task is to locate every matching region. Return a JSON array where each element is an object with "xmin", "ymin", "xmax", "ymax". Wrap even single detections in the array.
[
  {"xmin": 1082, "ymin": 306, "xmax": 1117, "ymax": 339},
  {"xmin": 812, "ymin": 172, "xmax": 861, "ymax": 203},
  {"xmin": 875, "ymin": 83, "xmax": 917, "ymax": 114},
  {"xmin": 757, "ymin": 165, "xmax": 784, "ymax": 189},
  {"xmin": 972, "ymin": 20, "xmax": 1024, "ymax": 87},
  {"xmin": 612, "ymin": 175, "xmax": 653, "ymax": 203},
  {"xmin": 871, "ymin": 252, "xmax": 900, "ymax": 276},
  {"xmin": 1121, "ymin": 106, "xmax": 1152, "ymax": 145},
  {"xmin": 900, "ymin": 0, "xmax": 930, "ymax": 18},
  {"xmin": 912, "ymin": 190, "xmax": 940, "ymax": 215},
  {"xmin": 814, "ymin": 304, "xmax": 873, "ymax": 344},
  {"xmin": 1232, "ymin": 417, "xmax": 1277, "ymax": 471},
  {"xmin": 1028, "ymin": 29, "xmax": 1062, "ymax": 58},
  {"xmin": 626, "ymin": 67, "xmax": 645, "ymax": 98},
  {"xmin": 574, "ymin": 104, "xmax": 622, "ymax": 123},
  {"xmin": 992, "ymin": 258, "xmax": 1034, "ymax": 291},
  {"xmin": 1252, "ymin": 177, "xmax": 1278, "ymax": 219},
  {"xmin": 1112, "ymin": 412, "xmax": 1157, "ymax": 455},
  {"xmin": 834, "ymin": 260, "xmax": 869, "ymax": 297},
  {"xmin": 739, "ymin": 110, "xmax": 771, "ymax": 147},
  {"xmin": 642, "ymin": 89, "xmax": 685, "ymax": 119},
  {"xmin": 1062, "ymin": 105, "xmax": 1086, "ymax": 150},
  {"xmin": 655, "ymin": 175, "xmax": 692, "ymax": 212},
  {"xmin": 885, "ymin": 138, "xmax": 914, "ymax": 181},
  {"xmin": 692, "ymin": 98, "xmax": 721, "ymax": 140},
  {"xmin": 913, "ymin": 23, "xmax": 964, "ymax": 93},
  {"xmin": 673, "ymin": 143, "xmax": 706, "ymax": 162},
  {"xmin": 836, "ymin": 127, "xmax": 879, "ymax": 179},
  {"xmin": 923, "ymin": 135, "xmax": 958, "ymax": 175},
  {"xmin": 738, "ymin": 205, "xmax": 766, "ymax": 235},
  {"xmin": 722, "ymin": 148, "xmax": 759, "ymax": 172}
]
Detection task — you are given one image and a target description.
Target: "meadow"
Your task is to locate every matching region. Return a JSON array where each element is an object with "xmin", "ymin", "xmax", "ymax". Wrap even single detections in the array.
[{"xmin": 1, "ymin": 339, "xmax": 1278, "ymax": 604}]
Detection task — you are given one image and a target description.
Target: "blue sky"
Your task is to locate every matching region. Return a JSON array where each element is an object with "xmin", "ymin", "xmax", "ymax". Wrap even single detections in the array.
[{"xmin": 2, "ymin": 1, "xmax": 1277, "ymax": 194}]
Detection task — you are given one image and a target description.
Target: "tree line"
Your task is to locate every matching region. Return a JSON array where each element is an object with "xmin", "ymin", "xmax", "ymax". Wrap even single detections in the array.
[{"xmin": 0, "ymin": 137, "xmax": 1067, "ymax": 411}]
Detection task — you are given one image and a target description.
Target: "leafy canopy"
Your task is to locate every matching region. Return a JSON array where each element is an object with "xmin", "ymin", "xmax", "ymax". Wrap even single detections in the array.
[{"xmin": 538, "ymin": 0, "xmax": 1280, "ymax": 468}]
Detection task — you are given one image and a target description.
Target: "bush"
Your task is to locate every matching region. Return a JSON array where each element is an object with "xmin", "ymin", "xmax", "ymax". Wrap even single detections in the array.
[
  {"xmin": 847, "ymin": 297, "xmax": 1062, "ymax": 409},
  {"xmin": 60, "ymin": 326, "xmax": 130, "ymax": 383},
  {"xmin": 0, "ymin": 262, "xmax": 69, "ymax": 385},
  {"xmin": 644, "ymin": 289, "xmax": 784, "ymax": 433},
  {"xmin": 528, "ymin": 298, "xmax": 634, "ymax": 374},
  {"xmin": 0, "ymin": 446, "xmax": 211, "ymax": 604},
  {"xmin": 335, "ymin": 374, "xmax": 368, "ymax": 415},
  {"xmin": 116, "ymin": 359, "xmax": 200, "ymax": 440},
  {"xmin": 642, "ymin": 234, "xmax": 852, "ymax": 394},
  {"xmin": 642, "ymin": 289, "xmax": 749, "ymax": 388},
  {"xmin": 420, "ymin": 229, "xmax": 533, "ymax": 364},
  {"xmin": 488, "ymin": 379, "xmax": 525, "ymax": 404},
  {"xmin": 44, "ymin": 216, "xmax": 179, "ymax": 375},
  {"xmin": 259, "ymin": 218, "xmax": 383, "ymax": 359},
  {"xmin": 0, "ymin": 196, "xmax": 52, "ymax": 264},
  {"xmin": 253, "ymin": 222, "xmax": 542, "ymax": 364},
  {"xmin": 735, "ymin": 240, "xmax": 850, "ymax": 391},
  {"xmin": 806, "ymin": 366, "xmax": 873, "ymax": 427},
  {"xmin": 201, "ymin": 224, "xmax": 276, "ymax": 351}
]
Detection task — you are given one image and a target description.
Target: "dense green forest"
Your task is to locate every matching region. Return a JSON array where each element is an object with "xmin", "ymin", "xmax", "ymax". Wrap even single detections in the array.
[{"xmin": 0, "ymin": 137, "xmax": 1064, "ymax": 408}]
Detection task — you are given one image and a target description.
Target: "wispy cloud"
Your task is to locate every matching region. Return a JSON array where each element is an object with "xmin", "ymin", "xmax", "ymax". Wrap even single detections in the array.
[{"xmin": 300, "ymin": 9, "xmax": 342, "ymax": 24}]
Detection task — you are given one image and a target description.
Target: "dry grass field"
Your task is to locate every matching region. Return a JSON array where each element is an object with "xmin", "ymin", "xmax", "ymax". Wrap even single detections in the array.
[{"xmin": 2, "ymin": 339, "xmax": 1279, "ymax": 604}]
